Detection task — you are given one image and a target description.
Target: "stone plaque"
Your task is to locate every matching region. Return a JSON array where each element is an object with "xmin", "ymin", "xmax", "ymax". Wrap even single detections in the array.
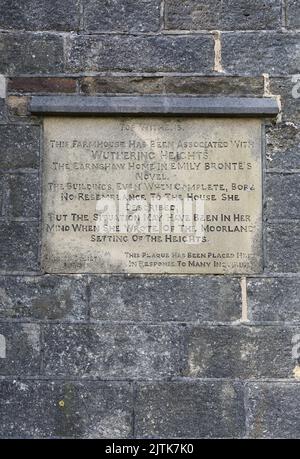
[{"xmin": 42, "ymin": 116, "xmax": 263, "ymax": 274}]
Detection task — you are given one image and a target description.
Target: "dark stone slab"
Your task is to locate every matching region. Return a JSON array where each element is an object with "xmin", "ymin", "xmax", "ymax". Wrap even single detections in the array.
[
  {"xmin": 0, "ymin": 380, "xmax": 133, "ymax": 438},
  {"xmin": 29, "ymin": 95, "xmax": 279, "ymax": 116},
  {"xmin": 6, "ymin": 173, "xmax": 39, "ymax": 218},
  {"xmin": 81, "ymin": 76, "xmax": 165, "ymax": 95},
  {"xmin": 0, "ymin": 275, "xmax": 88, "ymax": 320},
  {"xmin": 0, "ymin": 322, "xmax": 41, "ymax": 376},
  {"xmin": 247, "ymin": 277, "xmax": 300, "ymax": 323},
  {"xmin": 89, "ymin": 276, "xmax": 241, "ymax": 323},
  {"xmin": 43, "ymin": 324, "xmax": 186, "ymax": 378},
  {"xmin": 0, "ymin": 125, "xmax": 40, "ymax": 170},
  {"xmin": 266, "ymin": 122, "xmax": 300, "ymax": 171},
  {"xmin": 266, "ymin": 223, "xmax": 300, "ymax": 272},
  {"xmin": 247, "ymin": 383, "xmax": 300, "ymax": 438},
  {"xmin": 265, "ymin": 174, "xmax": 300, "ymax": 219},
  {"xmin": 135, "ymin": 381, "xmax": 245, "ymax": 438},
  {"xmin": 287, "ymin": 0, "xmax": 300, "ymax": 28}
]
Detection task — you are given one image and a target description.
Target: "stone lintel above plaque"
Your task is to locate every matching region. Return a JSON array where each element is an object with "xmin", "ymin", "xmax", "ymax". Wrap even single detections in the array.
[{"xmin": 29, "ymin": 95, "xmax": 279, "ymax": 117}]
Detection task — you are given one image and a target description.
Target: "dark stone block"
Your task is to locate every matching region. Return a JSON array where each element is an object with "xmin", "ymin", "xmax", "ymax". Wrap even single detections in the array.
[
  {"xmin": 0, "ymin": 275, "xmax": 88, "ymax": 320},
  {"xmin": 81, "ymin": 76, "xmax": 165, "ymax": 95},
  {"xmin": 222, "ymin": 32, "xmax": 300, "ymax": 76},
  {"xmin": 43, "ymin": 324, "xmax": 186, "ymax": 378},
  {"xmin": 165, "ymin": 0, "xmax": 281, "ymax": 31},
  {"xmin": 0, "ymin": 0, "xmax": 80, "ymax": 31},
  {"xmin": 0, "ymin": 222, "xmax": 39, "ymax": 272},
  {"xmin": 266, "ymin": 223, "xmax": 300, "ymax": 272},
  {"xmin": 135, "ymin": 381, "xmax": 245, "ymax": 438},
  {"xmin": 66, "ymin": 34, "xmax": 214, "ymax": 73},
  {"xmin": 0, "ymin": 322, "xmax": 40, "ymax": 375},
  {"xmin": 0, "ymin": 380, "xmax": 133, "ymax": 438},
  {"xmin": 265, "ymin": 174, "xmax": 300, "ymax": 219},
  {"xmin": 247, "ymin": 383, "xmax": 300, "ymax": 438},
  {"xmin": 184, "ymin": 325, "xmax": 298, "ymax": 379},
  {"xmin": 84, "ymin": 0, "xmax": 161, "ymax": 32},
  {"xmin": 266, "ymin": 122, "xmax": 300, "ymax": 171},
  {"xmin": 0, "ymin": 176, "xmax": 4, "ymax": 215},
  {"xmin": 8, "ymin": 77, "xmax": 77, "ymax": 94},
  {"xmin": 6, "ymin": 173, "xmax": 39, "ymax": 218},
  {"xmin": 247, "ymin": 277, "xmax": 300, "ymax": 323},
  {"xmin": 0, "ymin": 125, "xmax": 39, "ymax": 170},
  {"xmin": 270, "ymin": 77, "xmax": 300, "ymax": 122},
  {"xmin": 0, "ymin": 99, "xmax": 6, "ymax": 121},
  {"xmin": 287, "ymin": 0, "xmax": 300, "ymax": 29},
  {"xmin": 0, "ymin": 32, "xmax": 64, "ymax": 74},
  {"xmin": 89, "ymin": 276, "xmax": 241, "ymax": 323}
]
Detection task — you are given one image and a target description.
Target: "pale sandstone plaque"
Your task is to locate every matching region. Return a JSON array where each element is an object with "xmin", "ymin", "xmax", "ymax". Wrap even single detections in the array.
[{"xmin": 42, "ymin": 116, "xmax": 263, "ymax": 274}]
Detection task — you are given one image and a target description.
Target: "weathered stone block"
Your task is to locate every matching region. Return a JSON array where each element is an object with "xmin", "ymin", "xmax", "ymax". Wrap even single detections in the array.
[
  {"xmin": 265, "ymin": 174, "xmax": 300, "ymax": 219},
  {"xmin": 247, "ymin": 383, "xmax": 300, "ymax": 438},
  {"xmin": 0, "ymin": 176, "xmax": 4, "ymax": 215},
  {"xmin": 287, "ymin": 0, "xmax": 300, "ymax": 29},
  {"xmin": 0, "ymin": 32, "xmax": 64, "ymax": 74},
  {"xmin": 266, "ymin": 223, "xmax": 300, "ymax": 272},
  {"xmin": 0, "ymin": 222, "xmax": 39, "ymax": 272},
  {"xmin": 270, "ymin": 77, "xmax": 300, "ymax": 122},
  {"xmin": 43, "ymin": 324, "xmax": 185, "ymax": 378},
  {"xmin": 0, "ymin": 125, "xmax": 39, "ymax": 170},
  {"xmin": 6, "ymin": 96, "xmax": 30, "ymax": 119},
  {"xmin": 8, "ymin": 77, "xmax": 77, "ymax": 94},
  {"xmin": 66, "ymin": 34, "xmax": 214, "ymax": 73},
  {"xmin": 0, "ymin": 322, "xmax": 40, "ymax": 375},
  {"xmin": 84, "ymin": 0, "xmax": 161, "ymax": 32},
  {"xmin": 6, "ymin": 173, "xmax": 39, "ymax": 218},
  {"xmin": 135, "ymin": 381, "xmax": 245, "ymax": 438},
  {"xmin": 247, "ymin": 277, "xmax": 300, "ymax": 323},
  {"xmin": 81, "ymin": 76, "xmax": 164, "ymax": 95},
  {"xmin": 266, "ymin": 122, "xmax": 300, "ymax": 171},
  {"xmin": 0, "ymin": 275, "xmax": 88, "ymax": 320},
  {"xmin": 89, "ymin": 276, "xmax": 241, "ymax": 323},
  {"xmin": 222, "ymin": 33, "xmax": 300, "ymax": 75},
  {"xmin": 165, "ymin": 0, "xmax": 281, "ymax": 30},
  {"xmin": 0, "ymin": 380, "xmax": 133, "ymax": 438},
  {"xmin": 0, "ymin": 99, "xmax": 6, "ymax": 121},
  {"xmin": 0, "ymin": 0, "xmax": 80, "ymax": 31},
  {"xmin": 184, "ymin": 325, "xmax": 299, "ymax": 378}
]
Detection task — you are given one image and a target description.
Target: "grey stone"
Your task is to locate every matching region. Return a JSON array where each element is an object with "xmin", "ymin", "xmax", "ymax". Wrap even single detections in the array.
[
  {"xmin": 0, "ymin": 322, "xmax": 40, "ymax": 376},
  {"xmin": 135, "ymin": 381, "xmax": 245, "ymax": 438},
  {"xmin": 0, "ymin": 0, "xmax": 80, "ymax": 31},
  {"xmin": 0, "ymin": 125, "xmax": 40, "ymax": 170},
  {"xmin": 266, "ymin": 223, "xmax": 300, "ymax": 272},
  {"xmin": 184, "ymin": 325, "xmax": 299, "ymax": 379},
  {"xmin": 165, "ymin": 0, "xmax": 281, "ymax": 31},
  {"xmin": 247, "ymin": 278, "xmax": 300, "ymax": 323},
  {"xmin": 0, "ymin": 275, "xmax": 88, "ymax": 320},
  {"xmin": 265, "ymin": 174, "xmax": 300, "ymax": 219},
  {"xmin": 0, "ymin": 32, "xmax": 64, "ymax": 74},
  {"xmin": 0, "ymin": 222, "xmax": 39, "ymax": 272},
  {"xmin": 84, "ymin": 0, "xmax": 161, "ymax": 32},
  {"xmin": 6, "ymin": 173, "xmax": 39, "ymax": 218},
  {"xmin": 0, "ymin": 176, "xmax": 4, "ymax": 215},
  {"xmin": 0, "ymin": 99, "xmax": 6, "ymax": 121},
  {"xmin": 247, "ymin": 383, "xmax": 300, "ymax": 438},
  {"xmin": 66, "ymin": 34, "xmax": 214, "ymax": 73},
  {"xmin": 43, "ymin": 324, "xmax": 185, "ymax": 378},
  {"xmin": 222, "ymin": 32, "xmax": 300, "ymax": 76},
  {"xmin": 81, "ymin": 76, "xmax": 165, "ymax": 95},
  {"xmin": 266, "ymin": 122, "xmax": 300, "ymax": 171},
  {"xmin": 29, "ymin": 95, "xmax": 279, "ymax": 115},
  {"xmin": 0, "ymin": 380, "xmax": 133, "ymax": 438},
  {"xmin": 164, "ymin": 76, "xmax": 264, "ymax": 96},
  {"xmin": 89, "ymin": 276, "xmax": 241, "ymax": 323},
  {"xmin": 287, "ymin": 0, "xmax": 300, "ymax": 28},
  {"xmin": 270, "ymin": 77, "xmax": 300, "ymax": 122}
]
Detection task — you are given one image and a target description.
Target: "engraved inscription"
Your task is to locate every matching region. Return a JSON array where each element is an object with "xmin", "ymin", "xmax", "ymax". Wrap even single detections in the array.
[{"xmin": 42, "ymin": 117, "xmax": 263, "ymax": 274}]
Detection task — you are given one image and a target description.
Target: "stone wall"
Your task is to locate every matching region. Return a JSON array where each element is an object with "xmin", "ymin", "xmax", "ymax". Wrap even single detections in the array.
[{"xmin": 0, "ymin": 0, "xmax": 299, "ymax": 439}]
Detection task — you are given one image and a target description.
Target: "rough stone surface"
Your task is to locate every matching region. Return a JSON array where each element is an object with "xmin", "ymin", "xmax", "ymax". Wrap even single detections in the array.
[
  {"xmin": 0, "ymin": 0, "xmax": 80, "ymax": 31},
  {"xmin": 135, "ymin": 381, "xmax": 245, "ymax": 438},
  {"xmin": 0, "ymin": 380, "xmax": 133, "ymax": 438},
  {"xmin": 266, "ymin": 223, "xmax": 300, "ymax": 272},
  {"xmin": 247, "ymin": 383, "xmax": 300, "ymax": 438},
  {"xmin": 270, "ymin": 77, "xmax": 300, "ymax": 122},
  {"xmin": 0, "ymin": 125, "xmax": 40, "ymax": 170},
  {"xmin": 6, "ymin": 173, "xmax": 39, "ymax": 218},
  {"xmin": 6, "ymin": 96, "xmax": 30, "ymax": 119},
  {"xmin": 43, "ymin": 324, "xmax": 186, "ymax": 378},
  {"xmin": 0, "ymin": 323, "xmax": 40, "ymax": 376},
  {"xmin": 0, "ymin": 222, "xmax": 39, "ymax": 272},
  {"xmin": 81, "ymin": 76, "xmax": 165, "ymax": 95},
  {"xmin": 266, "ymin": 122, "xmax": 300, "ymax": 171},
  {"xmin": 247, "ymin": 278, "xmax": 300, "ymax": 323},
  {"xmin": 0, "ymin": 276, "xmax": 87, "ymax": 320},
  {"xmin": 8, "ymin": 77, "xmax": 77, "ymax": 94},
  {"xmin": 222, "ymin": 33, "xmax": 300, "ymax": 76},
  {"xmin": 184, "ymin": 326, "xmax": 299, "ymax": 379},
  {"xmin": 89, "ymin": 276, "xmax": 241, "ymax": 322},
  {"xmin": 287, "ymin": 0, "xmax": 300, "ymax": 29},
  {"xmin": 0, "ymin": 176, "xmax": 4, "ymax": 215},
  {"xmin": 165, "ymin": 0, "xmax": 282, "ymax": 31},
  {"xmin": 265, "ymin": 174, "xmax": 300, "ymax": 219},
  {"xmin": 84, "ymin": 0, "xmax": 161, "ymax": 32},
  {"xmin": 66, "ymin": 34, "xmax": 214, "ymax": 73},
  {"xmin": 0, "ymin": 32, "xmax": 64, "ymax": 75}
]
